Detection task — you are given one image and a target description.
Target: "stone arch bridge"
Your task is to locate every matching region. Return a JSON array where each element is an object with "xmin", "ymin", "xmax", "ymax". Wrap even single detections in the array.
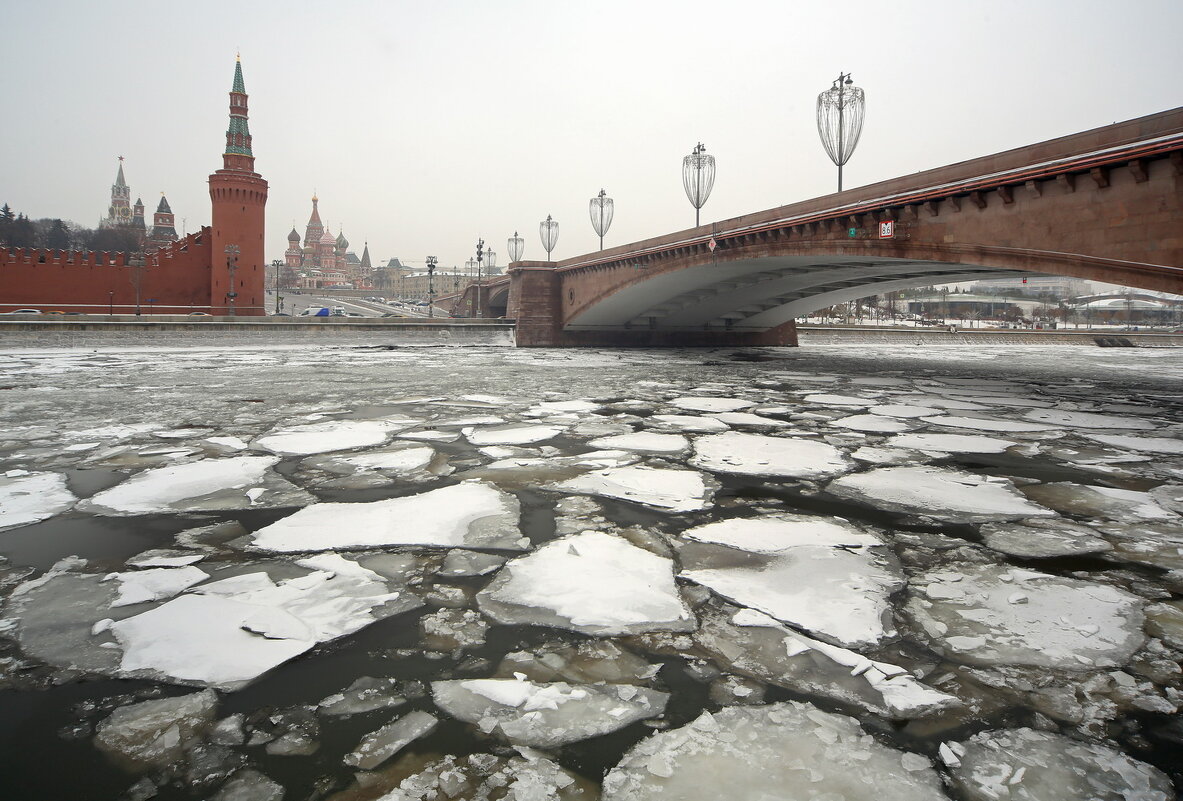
[{"xmin": 475, "ymin": 109, "xmax": 1182, "ymax": 346}]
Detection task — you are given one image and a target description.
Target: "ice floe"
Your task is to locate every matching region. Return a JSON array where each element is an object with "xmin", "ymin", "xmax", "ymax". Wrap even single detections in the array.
[
  {"xmin": 77, "ymin": 456, "xmax": 313, "ymax": 515},
  {"xmin": 367, "ymin": 751, "xmax": 595, "ymax": 800},
  {"xmin": 0, "ymin": 471, "xmax": 76, "ymax": 531},
  {"xmin": 106, "ymin": 565, "xmax": 209, "ymax": 607},
  {"xmin": 888, "ymin": 433, "xmax": 1017, "ymax": 453},
  {"xmin": 1083, "ymin": 433, "xmax": 1183, "ymax": 455},
  {"xmin": 1023, "ymin": 409, "xmax": 1158, "ymax": 430},
  {"xmin": 690, "ymin": 431, "xmax": 852, "ymax": 479},
  {"xmin": 477, "ymin": 531, "xmax": 694, "ymax": 636},
  {"xmin": 552, "ymin": 465, "xmax": 716, "ymax": 511},
  {"xmin": 678, "ymin": 515, "xmax": 902, "ymax": 648},
  {"xmin": 921, "ymin": 415, "xmax": 1057, "ymax": 432},
  {"xmin": 464, "ymin": 424, "xmax": 566, "ymax": 446},
  {"xmin": 946, "ymin": 727, "xmax": 1173, "ymax": 801},
  {"xmin": 692, "ymin": 607, "xmax": 960, "ymax": 719},
  {"xmin": 253, "ymin": 419, "xmax": 409, "ymax": 455},
  {"xmin": 248, "ymin": 480, "xmax": 524, "ymax": 552},
  {"xmin": 648, "ymin": 414, "xmax": 730, "ymax": 433},
  {"xmin": 587, "ymin": 431, "xmax": 690, "ymax": 454},
  {"xmin": 601, "ymin": 702, "xmax": 948, "ymax": 800},
  {"xmin": 670, "ymin": 396, "xmax": 754, "ymax": 413},
  {"xmin": 1022, "ymin": 482, "xmax": 1180, "ymax": 522},
  {"xmin": 803, "ymin": 393, "xmax": 875, "ymax": 407},
  {"xmin": 94, "ymin": 689, "xmax": 218, "ymax": 772},
  {"xmin": 432, "ymin": 677, "xmax": 668, "ymax": 747},
  {"xmin": 979, "ymin": 519, "xmax": 1113, "ymax": 559},
  {"xmin": 111, "ymin": 557, "xmax": 421, "ymax": 689},
  {"xmin": 828, "ymin": 466, "xmax": 1056, "ymax": 521},
  {"xmin": 906, "ymin": 564, "xmax": 1145, "ymax": 669},
  {"xmin": 343, "ymin": 710, "xmax": 438, "ymax": 770},
  {"xmin": 829, "ymin": 414, "xmax": 913, "ymax": 433}
]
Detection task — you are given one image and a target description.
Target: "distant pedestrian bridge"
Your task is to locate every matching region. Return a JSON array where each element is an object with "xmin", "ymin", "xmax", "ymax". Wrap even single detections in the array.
[{"xmin": 496, "ymin": 109, "xmax": 1182, "ymax": 347}]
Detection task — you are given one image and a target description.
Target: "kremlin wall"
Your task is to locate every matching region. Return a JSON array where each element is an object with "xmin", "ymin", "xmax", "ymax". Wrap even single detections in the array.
[{"xmin": 0, "ymin": 60, "xmax": 267, "ymax": 315}]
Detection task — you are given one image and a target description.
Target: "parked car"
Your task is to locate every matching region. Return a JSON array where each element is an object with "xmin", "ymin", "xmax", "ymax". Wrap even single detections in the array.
[
  {"xmin": 187, "ymin": 312, "xmax": 212, "ymax": 317},
  {"xmin": 299, "ymin": 307, "xmax": 330, "ymax": 317},
  {"xmin": 6, "ymin": 309, "xmax": 42, "ymax": 315}
]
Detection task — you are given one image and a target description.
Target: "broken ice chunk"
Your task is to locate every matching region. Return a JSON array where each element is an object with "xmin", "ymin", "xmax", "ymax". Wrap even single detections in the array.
[
  {"xmin": 478, "ymin": 531, "xmax": 694, "ymax": 636},
  {"xmin": 253, "ymin": 419, "xmax": 406, "ymax": 455},
  {"xmin": 552, "ymin": 466, "xmax": 715, "ymax": 512},
  {"xmin": 828, "ymin": 466, "xmax": 1055, "ymax": 522},
  {"xmin": 979, "ymin": 519, "xmax": 1112, "ymax": 559},
  {"xmin": 433, "ymin": 678, "xmax": 668, "ymax": 747},
  {"xmin": 107, "ymin": 566, "xmax": 209, "ymax": 608},
  {"xmin": 947, "ymin": 727, "xmax": 1173, "ymax": 801},
  {"xmin": 94, "ymin": 690, "xmax": 218, "ymax": 772},
  {"xmin": 906, "ymin": 564, "xmax": 1145, "ymax": 669},
  {"xmin": 587, "ymin": 432, "xmax": 690, "ymax": 454},
  {"xmin": 343, "ymin": 710, "xmax": 438, "ymax": 770},
  {"xmin": 249, "ymin": 480, "xmax": 523, "ymax": 552},
  {"xmin": 0, "ymin": 471, "xmax": 76, "ymax": 531},
  {"xmin": 691, "ymin": 431, "xmax": 853, "ymax": 479},
  {"xmin": 601, "ymin": 702, "xmax": 947, "ymax": 800}
]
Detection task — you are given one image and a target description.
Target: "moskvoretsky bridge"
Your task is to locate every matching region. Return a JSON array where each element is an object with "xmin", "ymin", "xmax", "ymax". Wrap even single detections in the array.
[{"xmin": 473, "ymin": 109, "xmax": 1182, "ymax": 347}]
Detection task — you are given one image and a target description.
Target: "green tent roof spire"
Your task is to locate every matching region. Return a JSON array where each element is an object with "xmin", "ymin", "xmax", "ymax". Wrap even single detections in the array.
[{"xmin": 232, "ymin": 55, "xmax": 246, "ymax": 94}]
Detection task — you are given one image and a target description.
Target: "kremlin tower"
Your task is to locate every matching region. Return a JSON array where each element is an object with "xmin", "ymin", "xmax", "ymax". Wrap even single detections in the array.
[{"xmin": 208, "ymin": 57, "xmax": 268, "ymax": 315}]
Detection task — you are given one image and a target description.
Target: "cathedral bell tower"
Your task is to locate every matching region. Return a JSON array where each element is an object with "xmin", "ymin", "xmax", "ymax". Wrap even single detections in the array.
[{"xmin": 208, "ymin": 56, "xmax": 268, "ymax": 315}]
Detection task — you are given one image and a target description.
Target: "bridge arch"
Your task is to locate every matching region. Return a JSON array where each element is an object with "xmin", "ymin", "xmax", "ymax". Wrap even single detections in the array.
[{"xmin": 508, "ymin": 108, "xmax": 1182, "ymax": 346}]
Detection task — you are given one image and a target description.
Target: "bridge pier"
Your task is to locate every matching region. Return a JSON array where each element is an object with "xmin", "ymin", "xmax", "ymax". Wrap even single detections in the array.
[{"xmin": 508, "ymin": 263, "xmax": 797, "ymax": 347}]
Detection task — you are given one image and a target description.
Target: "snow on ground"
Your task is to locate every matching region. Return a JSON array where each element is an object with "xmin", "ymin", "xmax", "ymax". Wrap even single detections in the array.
[
  {"xmin": 828, "ymin": 465, "xmax": 1056, "ymax": 522},
  {"xmin": 906, "ymin": 564, "xmax": 1145, "ymax": 669},
  {"xmin": 690, "ymin": 431, "xmax": 852, "ymax": 479},
  {"xmin": 946, "ymin": 727, "xmax": 1173, "ymax": 801},
  {"xmin": 477, "ymin": 531, "xmax": 694, "ymax": 636},
  {"xmin": 432, "ymin": 678, "xmax": 668, "ymax": 747},
  {"xmin": 679, "ymin": 516, "xmax": 902, "ymax": 648},
  {"xmin": 248, "ymin": 481, "xmax": 524, "ymax": 552},
  {"xmin": 253, "ymin": 419, "xmax": 410, "ymax": 455},
  {"xmin": 602, "ymin": 702, "xmax": 948, "ymax": 801},
  {"xmin": 552, "ymin": 465, "xmax": 715, "ymax": 511},
  {"xmin": 77, "ymin": 456, "xmax": 313, "ymax": 515},
  {"xmin": 0, "ymin": 471, "xmax": 76, "ymax": 531}
]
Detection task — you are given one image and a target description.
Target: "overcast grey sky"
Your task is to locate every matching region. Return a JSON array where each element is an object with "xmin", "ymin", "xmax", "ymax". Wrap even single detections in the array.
[{"xmin": 4, "ymin": 0, "xmax": 1182, "ymax": 273}]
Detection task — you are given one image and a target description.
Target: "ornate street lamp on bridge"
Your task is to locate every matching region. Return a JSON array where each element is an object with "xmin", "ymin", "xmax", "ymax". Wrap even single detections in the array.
[
  {"xmin": 507, "ymin": 231, "xmax": 525, "ymax": 263},
  {"xmin": 426, "ymin": 256, "xmax": 437, "ymax": 318},
  {"xmin": 271, "ymin": 259, "xmax": 283, "ymax": 314},
  {"xmin": 682, "ymin": 143, "xmax": 715, "ymax": 227},
  {"xmin": 474, "ymin": 239, "xmax": 485, "ymax": 318},
  {"xmin": 539, "ymin": 215, "xmax": 559, "ymax": 262},
  {"xmin": 590, "ymin": 188, "xmax": 613, "ymax": 250},
  {"xmin": 816, "ymin": 71, "xmax": 866, "ymax": 192}
]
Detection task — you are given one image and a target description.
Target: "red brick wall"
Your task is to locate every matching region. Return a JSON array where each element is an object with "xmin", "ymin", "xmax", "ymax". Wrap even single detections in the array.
[{"xmin": 0, "ymin": 229, "xmax": 214, "ymax": 313}]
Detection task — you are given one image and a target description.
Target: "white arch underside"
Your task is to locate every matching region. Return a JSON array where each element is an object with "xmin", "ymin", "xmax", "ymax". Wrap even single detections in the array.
[{"xmin": 564, "ymin": 256, "xmax": 1032, "ymax": 331}]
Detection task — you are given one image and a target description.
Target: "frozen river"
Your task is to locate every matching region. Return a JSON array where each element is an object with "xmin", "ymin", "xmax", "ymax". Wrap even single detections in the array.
[{"xmin": 0, "ymin": 342, "xmax": 1180, "ymax": 800}]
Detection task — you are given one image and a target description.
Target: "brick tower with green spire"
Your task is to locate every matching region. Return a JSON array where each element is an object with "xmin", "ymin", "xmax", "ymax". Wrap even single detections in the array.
[{"xmin": 208, "ymin": 56, "xmax": 268, "ymax": 315}]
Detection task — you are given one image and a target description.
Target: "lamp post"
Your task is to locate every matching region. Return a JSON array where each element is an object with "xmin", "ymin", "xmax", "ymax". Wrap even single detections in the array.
[
  {"xmin": 474, "ymin": 238, "xmax": 485, "ymax": 318},
  {"xmin": 426, "ymin": 256, "xmax": 437, "ymax": 318},
  {"xmin": 129, "ymin": 251, "xmax": 145, "ymax": 316},
  {"xmin": 108, "ymin": 290, "xmax": 114, "ymax": 316},
  {"xmin": 271, "ymin": 259, "xmax": 283, "ymax": 314},
  {"xmin": 816, "ymin": 72, "xmax": 866, "ymax": 192},
  {"xmin": 590, "ymin": 188, "xmax": 614, "ymax": 250},
  {"xmin": 539, "ymin": 215, "xmax": 559, "ymax": 262},
  {"xmin": 682, "ymin": 143, "xmax": 715, "ymax": 227},
  {"xmin": 223, "ymin": 244, "xmax": 240, "ymax": 317},
  {"xmin": 508, "ymin": 231, "xmax": 525, "ymax": 263},
  {"xmin": 485, "ymin": 249, "xmax": 496, "ymax": 277}
]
